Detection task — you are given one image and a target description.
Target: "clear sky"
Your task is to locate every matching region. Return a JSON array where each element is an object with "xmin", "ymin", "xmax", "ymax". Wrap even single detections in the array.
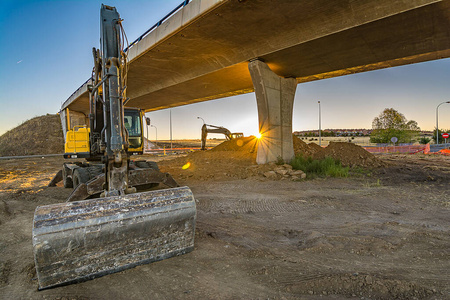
[{"xmin": 1, "ymin": 0, "xmax": 449, "ymax": 141}]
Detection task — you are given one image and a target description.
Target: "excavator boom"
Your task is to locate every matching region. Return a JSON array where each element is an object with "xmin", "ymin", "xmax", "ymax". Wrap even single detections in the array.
[{"xmin": 32, "ymin": 5, "xmax": 196, "ymax": 289}]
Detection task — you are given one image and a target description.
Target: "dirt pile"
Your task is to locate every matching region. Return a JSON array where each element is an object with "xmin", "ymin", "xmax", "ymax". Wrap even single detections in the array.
[
  {"xmin": 293, "ymin": 135, "xmax": 322, "ymax": 157},
  {"xmin": 158, "ymin": 150, "xmax": 262, "ymax": 182},
  {"xmin": 0, "ymin": 114, "xmax": 64, "ymax": 156},
  {"xmin": 159, "ymin": 138, "xmax": 384, "ymax": 182},
  {"xmin": 159, "ymin": 136, "xmax": 304, "ymax": 182},
  {"xmin": 211, "ymin": 136, "xmax": 258, "ymax": 152},
  {"xmin": 313, "ymin": 142, "xmax": 384, "ymax": 168},
  {"xmin": 293, "ymin": 137, "xmax": 383, "ymax": 168}
]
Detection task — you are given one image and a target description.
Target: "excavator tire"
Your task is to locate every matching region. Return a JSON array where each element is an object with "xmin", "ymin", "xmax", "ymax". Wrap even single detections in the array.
[
  {"xmin": 62, "ymin": 166, "xmax": 73, "ymax": 188},
  {"xmin": 135, "ymin": 161, "xmax": 160, "ymax": 171},
  {"xmin": 72, "ymin": 168, "xmax": 90, "ymax": 189},
  {"xmin": 133, "ymin": 161, "xmax": 160, "ymax": 190},
  {"xmin": 32, "ymin": 186, "xmax": 196, "ymax": 289},
  {"xmin": 147, "ymin": 161, "xmax": 159, "ymax": 171}
]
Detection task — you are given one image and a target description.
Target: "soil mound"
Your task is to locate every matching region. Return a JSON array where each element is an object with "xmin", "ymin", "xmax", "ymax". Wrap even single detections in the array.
[
  {"xmin": 0, "ymin": 114, "xmax": 64, "ymax": 156},
  {"xmin": 211, "ymin": 136, "xmax": 258, "ymax": 152},
  {"xmin": 158, "ymin": 138, "xmax": 384, "ymax": 182},
  {"xmin": 307, "ymin": 142, "xmax": 323, "ymax": 152},
  {"xmin": 293, "ymin": 135, "xmax": 322, "ymax": 157},
  {"xmin": 313, "ymin": 142, "xmax": 384, "ymax": 168},
  {"xmin": 158, "ymin": 150, "xmax": 263, "ymax": 182}
]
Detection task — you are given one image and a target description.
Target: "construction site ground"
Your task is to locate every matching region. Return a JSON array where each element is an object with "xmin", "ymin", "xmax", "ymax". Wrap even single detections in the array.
[{"xmin": 0, "ymin": 149, "xmax": 449, "ymax": 299}]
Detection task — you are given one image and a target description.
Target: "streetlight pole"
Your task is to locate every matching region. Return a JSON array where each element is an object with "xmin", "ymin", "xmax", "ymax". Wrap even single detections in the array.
[
  {"xmin": 318, "ymin": 101, "xmax": 321, "ymax": 146},
  {"xmin": 144, "ymin": 116, "xmax": 150, "ymax": 151},
  {"xmin": 197, "ymin": 116, "xmax": 205, "ymax": 125},
  {"xmin": 169, "ymin": 109, "xmax": 173, "ymax": 150},
  {"xmin": 151, "ymin": 125, "xmax": 157, "ymax": 142},
  {"xmin": 436, "ymin": 101, "xmax": 450, "ymax": 145}
]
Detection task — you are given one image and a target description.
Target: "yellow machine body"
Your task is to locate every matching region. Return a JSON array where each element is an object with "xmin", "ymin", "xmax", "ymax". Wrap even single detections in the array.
[
  {"xmin": 64, "ymin": 126, "xmax": 90, "ymax": 156},
  {"xmin": 63, "ymin": 108, "xmax": 145, "ymax": 158}
]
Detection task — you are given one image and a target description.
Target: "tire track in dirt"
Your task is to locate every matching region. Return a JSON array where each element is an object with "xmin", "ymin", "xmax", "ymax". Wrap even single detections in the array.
[{"xmin": 196, "ymin": 196, "xmax": 304, "ymax": 214}]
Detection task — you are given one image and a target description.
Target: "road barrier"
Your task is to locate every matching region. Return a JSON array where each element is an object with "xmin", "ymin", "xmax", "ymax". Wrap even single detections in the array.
[
  {"xmin": 144, "ymin": 147, "xmax": 204, "ymax": 155},
  {"xmin": 363, "ymin": 145, "xmax": 428, "ymax": 154},
  {"xmin": 363, "ymin": 143, "xmax": 450, "ymax": 155}
]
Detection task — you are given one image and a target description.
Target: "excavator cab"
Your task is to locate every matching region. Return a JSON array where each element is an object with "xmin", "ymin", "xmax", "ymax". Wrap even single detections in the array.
[
  {"xmin": 125, "ymin": 108, "xmax": 144, "ymax": 152},
  {"xmin": 63, "ymin": 107, "xmax": 145, "ymax": 158}
]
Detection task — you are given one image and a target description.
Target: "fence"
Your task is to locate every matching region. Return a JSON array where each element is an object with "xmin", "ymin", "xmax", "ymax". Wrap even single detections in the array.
[
  {"xmin": 363, "ymin": 145, "xmax": 428, "ymax": 154},
  {"xmin": 363, "ymin": 143, "xmax": 450, "ymax": 155}
]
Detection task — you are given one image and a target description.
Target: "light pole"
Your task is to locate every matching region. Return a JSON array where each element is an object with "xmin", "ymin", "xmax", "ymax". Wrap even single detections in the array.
[
  {"xmin": 436, "ymin": 101, "xmax": 450, "ymax": 145},
  {"xmin": 197, "ymin": 116, "xmax": 205, "ymax": 125},
  {"xmin": 151, "ymin": 125, "xmax": 157, "ymax": 142},
  {"xmin": 169, "ymin": 109, "xmax": 173, "ymax": 150},
  {"xmin": 318, "ymin": 101, "xmax": 321, "ymax": 146},
  {"xmin": 144, "ymin": 117, "xmax": 150, "ymax": 150}
]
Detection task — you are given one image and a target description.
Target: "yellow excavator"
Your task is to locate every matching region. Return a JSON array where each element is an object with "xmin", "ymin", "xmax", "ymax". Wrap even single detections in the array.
[
  {"xmin": 32, "ymin": 5, "xmax": 196, "ymax": 289},
  {"xmin": 200, "ymin": 123, "xmax": 243, "ymax": 150}
]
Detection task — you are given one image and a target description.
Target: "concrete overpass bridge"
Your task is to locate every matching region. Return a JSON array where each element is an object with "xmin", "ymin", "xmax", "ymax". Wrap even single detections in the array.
[{"xmin": 63, "ymin": 0, "xmax": 450, "ymax": 163}]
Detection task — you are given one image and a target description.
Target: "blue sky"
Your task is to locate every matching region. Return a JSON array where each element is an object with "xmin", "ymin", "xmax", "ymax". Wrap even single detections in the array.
[{"xmin": 0, "ymin": 0, "xmax": 449, "ymax": 140}]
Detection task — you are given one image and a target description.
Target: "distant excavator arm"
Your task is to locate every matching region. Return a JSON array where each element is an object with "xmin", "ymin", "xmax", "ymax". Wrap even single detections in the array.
[{"xmin": 201, "ymin": 123, "xmax": 243, "ymax": 150}]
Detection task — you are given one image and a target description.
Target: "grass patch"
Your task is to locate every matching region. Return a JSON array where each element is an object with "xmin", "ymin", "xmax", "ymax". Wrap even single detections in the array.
[
  {"xmin": 290, "ymin": 155, "xmax": 349, "ymax": 178},
  {"xmin": 363, "ymin": 179, "xmax": 382, "ymax": 188}
]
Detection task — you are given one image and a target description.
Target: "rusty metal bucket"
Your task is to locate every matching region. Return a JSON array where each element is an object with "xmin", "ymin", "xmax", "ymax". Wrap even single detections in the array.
[{"xmin": 32, "ymin": 186, "xmax": 196, "ymax": 289}]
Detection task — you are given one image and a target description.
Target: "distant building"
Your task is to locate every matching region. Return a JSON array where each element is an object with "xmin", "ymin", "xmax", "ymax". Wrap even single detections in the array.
[
  {"xmin": 294, "ymin": 129, "xmax": 433, "ymax": 138},
  {"xmin": 294, "ymin": 129, "xmax": 372, "ymax": 137}
]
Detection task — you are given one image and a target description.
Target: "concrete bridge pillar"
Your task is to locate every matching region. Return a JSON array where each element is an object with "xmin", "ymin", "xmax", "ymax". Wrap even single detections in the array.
[{"xmin": 248, "ymin": 60, "xmax": 297, "ymax": 165}]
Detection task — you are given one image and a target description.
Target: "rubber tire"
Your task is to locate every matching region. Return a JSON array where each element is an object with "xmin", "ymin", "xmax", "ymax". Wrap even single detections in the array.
[
  {"xmin": 72, "ymin": 168, "xmax": 90, "ymax": 190},
  {"xmin": 63, "ymin": 166, "xmax": 73, "ymax": 188},
  {"xmin": 147, "ymin": 161, "xmax": 160, "ymax": 171},
  {"xmin": 135, "ymin": 161, "xmax": 160, "ymax": 171}
]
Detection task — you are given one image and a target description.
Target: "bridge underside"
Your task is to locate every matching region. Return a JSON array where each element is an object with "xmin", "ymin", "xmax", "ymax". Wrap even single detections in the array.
[
  {"xmin": 64, "ymin": 0, "xmax": 450, "ymax": 114},
  {"xmin": 126, "ymin": 0, "xmax": 450, "ymax": 112},
  {"xmin": 62, "ymin": 0, "xmax": 450, "ymax": 163}
]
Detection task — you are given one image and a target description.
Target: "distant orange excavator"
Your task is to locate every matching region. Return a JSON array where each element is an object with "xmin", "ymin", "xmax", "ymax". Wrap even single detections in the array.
[{"xmin": 201, "ymin": 124, "xmax": 243, "ymax": 150}]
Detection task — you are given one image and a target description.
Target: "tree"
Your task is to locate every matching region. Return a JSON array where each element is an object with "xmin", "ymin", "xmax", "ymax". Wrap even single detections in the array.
[
  {"xmin": 370, "ymin": 108, "xmax": 421, "ymax": 144},
  {"xmin": 419, "ymin": 137, "xmax": 431, "ymax": 144}
]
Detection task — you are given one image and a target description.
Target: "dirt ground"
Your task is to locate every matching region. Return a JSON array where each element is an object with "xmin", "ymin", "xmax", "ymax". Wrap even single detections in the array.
[{"xmin": 0, "ymin": 152, "xmax": 449, "ymax": 299}]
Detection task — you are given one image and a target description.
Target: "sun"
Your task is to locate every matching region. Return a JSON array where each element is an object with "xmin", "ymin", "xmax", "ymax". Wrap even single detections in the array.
[{"xmin": 255, "ymin": 132, "xmax": 262, "ymax": 139}]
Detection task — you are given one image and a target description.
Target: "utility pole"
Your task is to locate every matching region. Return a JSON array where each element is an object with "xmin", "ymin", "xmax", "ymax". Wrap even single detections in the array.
[
  {"xmin": 170, "ymin": 109, "xmax": 173, "ymax": 150},
  {"xmin": 151, "ymin": 125, "xmax": 157, "ymax": 142},
  {"xmin": 318, "ymin": 101, "xmax": 321, "ymax": 146},
  {"xmin": 436, "ymin": 101, "xmax": 450, "ymax": 145}
]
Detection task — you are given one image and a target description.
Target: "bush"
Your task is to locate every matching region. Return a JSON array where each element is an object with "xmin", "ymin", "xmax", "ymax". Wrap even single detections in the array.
[
  {"xmin": 419, "ymin": 137, "xmax": 431, "ymax": 144},
  {"xmin": 290, "ymin": 155, "xmax": 349, "ymax": 178}
]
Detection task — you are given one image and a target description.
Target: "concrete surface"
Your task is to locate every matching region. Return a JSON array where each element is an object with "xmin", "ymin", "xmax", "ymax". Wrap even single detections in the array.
[
  {"xmin": 62, "ymin": 0, "xmax": 450, "ymax": 114},
  {"xmin": 249, "ymin": 60, "xmax": 296, "ymax": 164}
]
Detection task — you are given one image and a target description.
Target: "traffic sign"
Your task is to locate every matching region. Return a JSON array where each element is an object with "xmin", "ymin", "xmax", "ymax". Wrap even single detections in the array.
[{"xmin": 442, "ymin": 133, "xmax": 449, "ymax": 139}]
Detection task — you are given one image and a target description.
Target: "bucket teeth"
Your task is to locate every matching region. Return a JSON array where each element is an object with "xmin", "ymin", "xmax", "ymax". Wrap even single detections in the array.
[{"xmin": 32, "ymin": 186, "xmax": 196, "ymax": 289}]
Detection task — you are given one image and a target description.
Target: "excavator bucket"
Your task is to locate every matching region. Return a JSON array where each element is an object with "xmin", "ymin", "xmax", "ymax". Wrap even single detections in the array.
[{"xmin": 32, "ymin": 186, "xmax": 196, "ymax": 289}]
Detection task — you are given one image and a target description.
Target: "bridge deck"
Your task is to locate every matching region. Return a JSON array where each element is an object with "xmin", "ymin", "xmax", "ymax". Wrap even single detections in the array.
[{"xmin": 62, "ymin": 0, "xmax": 450, "ymax": 114}]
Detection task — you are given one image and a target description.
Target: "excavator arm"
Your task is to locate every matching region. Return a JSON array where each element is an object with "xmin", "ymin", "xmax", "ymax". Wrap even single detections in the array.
[
  {"xmin": 201, "ymin": 123, "xmax": 243, "ymax": 150},
  {"xmin": 32, "ymin": 5, "xmax": 196, "ymax": 289}
]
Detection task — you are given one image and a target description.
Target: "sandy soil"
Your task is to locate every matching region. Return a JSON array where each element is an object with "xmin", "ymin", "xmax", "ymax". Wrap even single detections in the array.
[{"xmin": 0, "ymin": 153, "xmax": 449, "ymax": 299}]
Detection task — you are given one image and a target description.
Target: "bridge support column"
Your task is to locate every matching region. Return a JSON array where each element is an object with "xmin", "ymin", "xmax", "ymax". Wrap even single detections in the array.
[{"xmin": 249, "ymin": 60, "xmax": 297, "ymax": 165}]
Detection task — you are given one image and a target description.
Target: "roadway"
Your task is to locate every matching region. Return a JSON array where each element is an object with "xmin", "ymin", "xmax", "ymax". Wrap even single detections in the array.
[{"xmin": 62, "ymin": 0, "xmax": 450, "ymax": 114}]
